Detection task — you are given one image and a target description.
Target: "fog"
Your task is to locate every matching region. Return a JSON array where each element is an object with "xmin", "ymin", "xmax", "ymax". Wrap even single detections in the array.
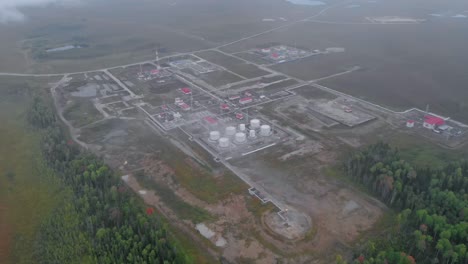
[{"xmin": 0, "ymin": 0, "xmax": 80, "ymax": 23}]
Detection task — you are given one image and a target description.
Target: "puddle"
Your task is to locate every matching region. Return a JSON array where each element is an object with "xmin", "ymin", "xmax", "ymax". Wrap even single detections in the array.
[
  {"xmin": 196, "ymin": 223, "xmax": 227, "ymax": 247},
  {"xmin": 46, "ymin": 45, "xmax": 81, "ymax": 53},
  {"xmin": 103, "ymin": 130, "xmax": 128, "ymax": 142},
  {"xmin": 196, "ymin": 223, "xmax": 215, "ymax": 239},
  {"xmin": 71, "ymin": 83, "xmax": 98, "ymax": 97},
  {"xmin": 342, "ymin": 200, "xmax": 361, "ymax": 215},
  {"xmin": 215, "ymin": 237, "xmax": 227, "ymax": 247}
]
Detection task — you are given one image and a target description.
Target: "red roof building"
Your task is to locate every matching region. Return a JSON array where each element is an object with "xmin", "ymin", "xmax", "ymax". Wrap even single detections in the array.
[
  {"xmin": 239, "ymin": 97, "xmax": 253, "ymax": 105},
  {"xmin": 181, "ymin": 87, "xmax": 192, "ymax": 95},
  {"xmin": 406, "ymin": 120, "xmax": 415, "ymax": 128},
  {"xmin": 204, "ymin": 116, "xmax": 218, "ymax": 125},
  {"xmin": 150, "ymin": 69, "xmax": 160, "ymax": 75},
  {"xmin": 229, "ymin": 95, "xmax": 241, "ymax": 100},
  {"xmin": 235, "ymin": 113, "xmax": 244, "ymax": 120},
  {"xmin": 179, "ymin": 103, "xmax": 191, "ymax": 111},
  {"xmin": 423, "ymin": 115, "xmax": 445, "ymax": 129},
  {"xmin": 220, "ymin": 104, "xmax": 230, "ymax": 110}
]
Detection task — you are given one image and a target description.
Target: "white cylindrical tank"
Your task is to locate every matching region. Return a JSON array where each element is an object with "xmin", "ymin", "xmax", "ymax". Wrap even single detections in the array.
[
  {"xmin": 249, "ymin": 130, "xmax": 256, "ymax": 138},
  {"xmin": 234, "ymin": 132, "xmax": 246, "ymax": 143},
  {"xmin": 219, "ymin": 137, "xmax": 230, "ymax": 148},
  {"xmin": 209, "ymin": 131, "xmax": 220, "ymax": 141},
  {"xmin": 250, "ymin": 119, "xmax": 261, "ymax": 129},
  {"xmin": 260, "ymin": 125, "xmax": 271, "ymax": 137},
  {"xmin": 239, "ymin": 124, "xmax": 246, "ymax": 131},
  {"xmin": 225, "ymin": 126, "xmax": 236, "ymax": 136}
]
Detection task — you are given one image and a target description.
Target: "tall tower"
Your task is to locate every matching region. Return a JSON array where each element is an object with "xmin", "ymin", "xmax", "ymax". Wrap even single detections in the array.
[{"xmin": 155, "ymin": 49, "xmax": 160, "ymax": 70}]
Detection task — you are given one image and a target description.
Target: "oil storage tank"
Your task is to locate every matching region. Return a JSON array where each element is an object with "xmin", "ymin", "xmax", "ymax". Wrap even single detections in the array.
[
  {"xmin": 225, "ymin": 126, "xmax": 236, "ymax": 136},
  {"xmin": 219, "ymin": 137, "xmax": 230, "ymax": 148},
  {"xmin": 209, "ymin": 131, "xmax": 220, "ymax": 141},
  {"xmin": 234, "ymin": 132, "xmax": 246, "ymax": 143},
  {"xmin": 250, "ymin": 119, "xmax": 261, "ymax": 129},
  {"xmin": 260, "ymin": 125, "xmax": 271, "ymax": 137},
  {"xmin": 249, "ymin": 130, "xmax": 256, "ymax": 138}
]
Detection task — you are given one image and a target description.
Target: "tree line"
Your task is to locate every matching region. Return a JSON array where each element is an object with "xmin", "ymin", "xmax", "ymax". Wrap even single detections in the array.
[
  {"xmin": 342, "ymin": 142, "xmax": 467, "ymax": 264},
  {"xmin": 27, "ymin": 97, "xmax": 190, "ymax": 264}
]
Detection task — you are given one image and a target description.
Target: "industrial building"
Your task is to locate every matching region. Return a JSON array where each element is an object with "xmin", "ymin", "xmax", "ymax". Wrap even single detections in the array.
[
  {"xmin": 423, "ymin": 115, "xmax": 445, "ymax": 130},
  {"xmin": 406, "ymin": 120, "xmax": 415, "ymax": 128},
  {"xmin": 220, "ymin": 104, "xmax": 230, "ymax": 111},
  {"xmin": 204, "ymin": 116, "xmax": 218, "ymax": 125},
  {"xmin": 180, "ymin": 87, "xmax": 192, "ymax": 95},
  {"xmin": 239, "ymin": 97, "xmax": 253, "ymax": 105}
]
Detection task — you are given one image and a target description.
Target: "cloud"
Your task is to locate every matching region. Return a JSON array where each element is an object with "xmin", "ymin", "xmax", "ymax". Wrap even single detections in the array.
[{"xmin": 0, "ymin": 0, "xmax": 80, "ymax": 23}]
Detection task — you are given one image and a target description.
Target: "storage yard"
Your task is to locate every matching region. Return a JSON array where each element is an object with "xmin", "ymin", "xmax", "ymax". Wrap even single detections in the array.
[
  {"xmin": 183, "ymin": 116, "xmax": 290, "ymax": 160},
  {"xmin": 245, "ymin": 45, "xmax": 320, "ymax": 65},
  {"xmin": 307, "ymin": 97, "xmax": 376, "ymax": 127}
]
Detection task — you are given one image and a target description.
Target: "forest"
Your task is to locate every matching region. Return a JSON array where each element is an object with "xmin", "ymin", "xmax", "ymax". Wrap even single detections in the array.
[
  {"xmin": 342, "ymin": 142, "xmax": 467, "ymax": 264},
  {"xmin": 27, "ymin": 97, "xmax": 190, "ymax": 263}
]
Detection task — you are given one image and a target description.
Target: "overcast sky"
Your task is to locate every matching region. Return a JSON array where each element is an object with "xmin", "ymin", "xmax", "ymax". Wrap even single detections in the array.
[{"xmin": 0, "ymin": 0, "xmax": 80, "ymax": 23}]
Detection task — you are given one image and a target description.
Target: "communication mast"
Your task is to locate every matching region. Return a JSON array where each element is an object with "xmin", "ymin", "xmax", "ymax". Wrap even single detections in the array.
[{"xmin": 155, "ymin": 49, "xmax": 161, "ymax": 70}]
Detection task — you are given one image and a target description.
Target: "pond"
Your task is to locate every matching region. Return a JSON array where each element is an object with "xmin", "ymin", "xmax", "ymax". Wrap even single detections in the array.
[{"xmin": 71, "ymin": 84, "xmax": 98, "ymax": 97}]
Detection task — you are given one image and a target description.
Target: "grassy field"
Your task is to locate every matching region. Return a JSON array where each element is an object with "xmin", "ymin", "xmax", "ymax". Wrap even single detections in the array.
[
  {"xmin": 385, "ymin": 132, "xmax": 468, "ymax": 169},
  {"xmin": 63, "ymin": 98, "xmax": 103, "ymax": 128},
  {"xmin": 0, "ymin": 0, "xmax": 322, "ymax": 73},
  {"xmin": 134, "ymin": 170, "xmax": 215, "ymax": 224},
  {"xmin": 270, "ymin": 53, "xmax": 356, "ymax": 81},
  {"xmin": 196, "ymin": 50, "xmax": 270, "ymax": 79},
  {"xmin": 165, "ymin": 145, "xmax": 247, "ymax": 204},
  {"xmin": 168, "ymin": 130, "xmax": 248, "ymax": 203},
  {"xmin": 0, "ymin": 77, "xmax": 63, "ymax": 264},
  {"xmin": 200, "ymin": 70, "xmax": 244, "ymax": 87}
]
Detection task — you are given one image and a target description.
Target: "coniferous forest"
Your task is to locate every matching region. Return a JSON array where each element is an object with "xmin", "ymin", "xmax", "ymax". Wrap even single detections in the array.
[
  {"xmin": 28, "ymin": 97, "xmax": 189, "ymax": 264},
  {"xmin": 345, "ymin": 142, "xmax": 467, "ymax": 264}
]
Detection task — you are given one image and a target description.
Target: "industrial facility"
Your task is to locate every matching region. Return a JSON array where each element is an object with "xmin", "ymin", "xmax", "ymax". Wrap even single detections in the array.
[
  {"xmin": 181, "ymin": 114, "xmax": 289, "ymax": 160},
  {"xmin": 254, "ymin": 45, "xmax": 319, "ymax": 64}
]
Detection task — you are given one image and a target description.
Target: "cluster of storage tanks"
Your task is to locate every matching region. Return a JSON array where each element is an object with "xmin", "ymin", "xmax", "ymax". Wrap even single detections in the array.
[{"xmin": 208, "ymin": 119, "xmax": 272, "ymax": 148}]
